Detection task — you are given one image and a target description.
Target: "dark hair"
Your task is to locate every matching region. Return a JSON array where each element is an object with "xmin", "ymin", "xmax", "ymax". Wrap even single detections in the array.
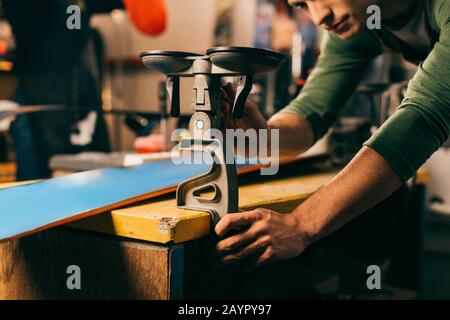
[{"xmin": 277, "ymin": 0, "xmax": 295, "ymax": 18}]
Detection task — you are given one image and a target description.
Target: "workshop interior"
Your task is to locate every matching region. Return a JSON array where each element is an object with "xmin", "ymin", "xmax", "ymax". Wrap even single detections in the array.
[{"xmin": 0, "ymin": 0, "xmax": 449, "ymax": 301}]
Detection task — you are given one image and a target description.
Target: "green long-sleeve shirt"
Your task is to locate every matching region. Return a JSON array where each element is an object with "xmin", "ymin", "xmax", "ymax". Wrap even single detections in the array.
[{"xmin": 281, "ymin": 0, "xmax": 450, "ymax": 181}]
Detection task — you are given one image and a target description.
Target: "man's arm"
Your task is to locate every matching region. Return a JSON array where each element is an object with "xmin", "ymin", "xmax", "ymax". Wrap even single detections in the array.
[
  {"xmin": 276, "ymin": 29, "xmax": 382, "ymax": 145},
  {"xmin": 214, "ymin": 3, "xmax": 450, "ymax": 270},
  {"xmin": 363, "ymin": 0, "xmax": 450, "ymax": 181},
  {"xmin": 213, "ymin": 146, "xmax": 401, "ymax": 271},
  {"xmin": 213, "ymin": 31, "xmax": 386, "ymax": 269},
  {"xmin": 268, "ymin": 112, "xmax": 315, "ymax": 158},
  {"xmin": 292, "ymin": 146, "xmax": 402, "ymax": 243},
  {"xmin": 222, "ymin": 30, "xmax": 381, "ymax": 159},
  {"xmin": 263, "ymin": 28, "xmax": 382, "ymax": 161}
]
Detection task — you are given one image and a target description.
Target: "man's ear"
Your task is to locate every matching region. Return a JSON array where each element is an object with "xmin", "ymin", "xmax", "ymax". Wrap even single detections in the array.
[{"xmin": 122, "ymin": 0, "xmax": 167, "ymax": 36}]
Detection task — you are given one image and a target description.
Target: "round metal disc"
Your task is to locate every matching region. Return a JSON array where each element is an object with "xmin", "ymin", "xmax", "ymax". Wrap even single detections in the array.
[
  {"xmin": 206, "ymin": 46, "xmax": 285, "ymax": 75},
  {"xmin": 139, "ymin": 50, "xmax": 201, "ymax": 59},
  {"xmin": 139, "ymin": 51, "xmax": 202, "ymax": 75}
]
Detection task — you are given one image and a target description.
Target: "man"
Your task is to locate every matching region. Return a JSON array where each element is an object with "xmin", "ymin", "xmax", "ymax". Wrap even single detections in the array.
[{"xmin": 215, "ymin": 0, "xmax": 449, "ymax": 272}]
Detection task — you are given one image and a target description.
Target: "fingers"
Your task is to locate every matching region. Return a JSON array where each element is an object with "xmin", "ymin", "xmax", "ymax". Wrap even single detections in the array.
[
  {"xmin": 221, "ymin": 82, "xmax": 236, "ymax": 105},
  {"xmin": 213, "ymin": 235, "xmax": 271, "ymax": 269},
  {"xmin": 220, "ymin": 85, "xmax": 234, "ymax": 130},
  {"xmin": 215, "ymin": 223, "xmax": 264, "ymax": 256},
  {"xmin": 220, "ymin": 90, "xmax": 232, "ymax": 118},
  {"xmin": 220, "ymin": 88, "xmax": 230, "ymax": 110},
  {"xmin": 215, "ymin": 211, "xmax": 262, "ymax": 238},
  {"xmin": 240, "ymin": 247, "xmax": 274, "ymax": 273},
  {"xmin": 212, "ymin": 209, "xmax": 272, "ymax": 269},
  {"xmin": 224, "ymin": 82, "xmax": 237, "ymax": 100},
  {"xmin": 211, "ymin": 209, "xmax": 306, "ymax": 273},
  {"xmin": 215, "ymin": 232, "xmax": 254, "ymax": 257}
]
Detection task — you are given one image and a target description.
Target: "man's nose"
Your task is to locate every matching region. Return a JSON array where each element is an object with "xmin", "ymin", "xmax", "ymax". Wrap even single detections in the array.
[{"xmin": 308, "ymin": 2, "xmax": 333, "ymax": 27}]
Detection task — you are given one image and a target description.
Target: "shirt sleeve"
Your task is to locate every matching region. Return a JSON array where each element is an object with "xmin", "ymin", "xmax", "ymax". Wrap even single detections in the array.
[
  {"xmin": 364, "ymin": 0, "xmax": 450, "ymax": 181},
  {"xmin": 279, "ymin": 29, "xmax": 382, "ymax": 142}
]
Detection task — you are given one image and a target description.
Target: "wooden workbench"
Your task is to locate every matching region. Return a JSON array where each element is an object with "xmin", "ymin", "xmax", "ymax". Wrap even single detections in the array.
[
  {"xmin": 0, "ymin": 162, "xmax": 429, "ymax": 299},
  {"xmin": 0, "ymin": 161, "xmax": 339, "ymax": 299}
]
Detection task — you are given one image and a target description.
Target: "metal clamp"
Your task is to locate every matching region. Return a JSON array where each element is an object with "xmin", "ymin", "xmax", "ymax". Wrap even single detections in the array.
[
  {"xmin": 140, "ymin": 47, "xmax": 285, "ymax": 225},
  {"xmin": 176, "ymin": 137, "xmax": 238, "ymax": 225}
]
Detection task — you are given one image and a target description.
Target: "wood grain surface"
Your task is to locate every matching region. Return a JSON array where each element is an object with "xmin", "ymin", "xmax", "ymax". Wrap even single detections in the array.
[
  {"xmin": 0, "ymin": 228, "xmax": 170, "ymax": 299},
  {"xmin": 70, "ymin": 165, "xmax": 338, "ymax": 244}
]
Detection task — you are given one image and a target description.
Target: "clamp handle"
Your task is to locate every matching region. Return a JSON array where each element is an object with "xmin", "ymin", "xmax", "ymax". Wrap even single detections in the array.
[
  {"xmin": 140, "ymin": 51, "xmax": 200, "ymax": 118},
  {"xmin": 176, "ymin": 138, "xmax": 238, "ymax": 225},
  {"xmin": 232, "ymin": 75, "xmax": 253, "ymax": 119},
  {"xmin": 166, "ymin": 76, "xmax": 180, "ymax": 117}
]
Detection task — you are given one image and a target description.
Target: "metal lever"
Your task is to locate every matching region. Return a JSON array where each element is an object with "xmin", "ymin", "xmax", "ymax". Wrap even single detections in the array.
[
  {"xmin": 176, "ymin": 138, "xmax": 238, "ymax": 225},
  {"xmin": 166, "ymin": 76, "xmax": 180, "ymax": 117},
  {"xmin": 232, "ymin": 75, "xmax": 253, "ymax": 119}
]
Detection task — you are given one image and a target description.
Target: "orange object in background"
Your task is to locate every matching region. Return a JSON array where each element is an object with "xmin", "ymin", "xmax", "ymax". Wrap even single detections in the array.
[
  {"xmin": 123, "ymin": 0, "xmax": 167, "ymax": 36},
  {"xmin": 0, "ymin": 40, "xmax": 7, "ymax": 56},
  {"xmin": 134, "ymin": 134, "xmax": 165, "ymax": 153}
]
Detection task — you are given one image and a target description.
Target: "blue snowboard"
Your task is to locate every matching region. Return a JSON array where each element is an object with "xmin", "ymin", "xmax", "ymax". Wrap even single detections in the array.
[{"xmin": 0, "ymin": 160, "xmax": 212, "ymax": 242}]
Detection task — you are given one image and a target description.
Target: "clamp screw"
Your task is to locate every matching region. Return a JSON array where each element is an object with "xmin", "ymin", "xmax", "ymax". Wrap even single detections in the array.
[{"xmin": 196, "ymin": 120, "xmax": 204, "ymax": 130}]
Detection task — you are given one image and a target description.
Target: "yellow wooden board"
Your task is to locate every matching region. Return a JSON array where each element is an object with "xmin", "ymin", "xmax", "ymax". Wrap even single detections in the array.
[
  {"xmin": 1, "ymin": 167, "xmax": 429, "ymax": 245},
  {"xmin": 0, "ymin": 180, "xmax": 40, "ymax": 189},
  {"xmin": 69, "ymin": 170, "xmax": 338, "ymax": 244}
]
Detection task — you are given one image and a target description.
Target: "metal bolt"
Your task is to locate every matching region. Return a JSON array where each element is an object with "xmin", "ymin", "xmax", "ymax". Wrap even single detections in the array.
[{"xmin": 196, "ymin": 120, "xmax": 204, "ymax": 130}]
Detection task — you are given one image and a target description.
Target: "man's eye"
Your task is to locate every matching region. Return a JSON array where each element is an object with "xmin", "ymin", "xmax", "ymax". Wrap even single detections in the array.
[{"xmin": 294, "ymin": 2, "xmax": 308, "ymax": 9}]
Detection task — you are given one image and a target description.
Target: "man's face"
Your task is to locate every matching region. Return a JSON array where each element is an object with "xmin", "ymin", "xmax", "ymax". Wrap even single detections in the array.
[{"xmin": 288, "ymin": 0, "xmax": 378, "ymax": 40}]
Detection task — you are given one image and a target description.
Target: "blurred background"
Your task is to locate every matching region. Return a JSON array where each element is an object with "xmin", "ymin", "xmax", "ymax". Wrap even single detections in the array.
[
  {"xmin": 0, "ymin": 0, "xmax": 449, "ymax": 299},
  {"xmin": 0, "ymin": 0, "xmax": 422, "ymax": 175}
]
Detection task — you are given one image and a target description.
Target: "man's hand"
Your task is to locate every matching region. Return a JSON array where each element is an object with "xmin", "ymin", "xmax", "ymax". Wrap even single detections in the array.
[
  {"xmin": 221, "ymin": 83, "xmax": 269, "ymax": 132},
  {"xmin": 212, "ymin": 146, "xmax": 403, "ymax": 273},
  {"xmin": 221, "ymin": 82, "xmax": 315, "ymax": 158},
  {"xmin": 213, "ymin": 208, "xmax": 312, "ymax": 273}
]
